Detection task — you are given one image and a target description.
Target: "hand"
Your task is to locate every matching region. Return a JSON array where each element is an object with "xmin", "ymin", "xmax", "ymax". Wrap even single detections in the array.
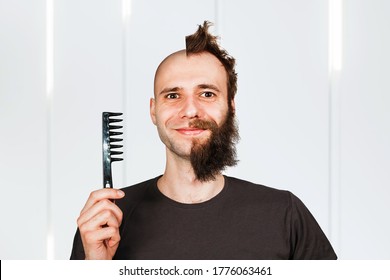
[{"xmin": 77, "ymin": 188, "xmax": 125, "ymax": 260}]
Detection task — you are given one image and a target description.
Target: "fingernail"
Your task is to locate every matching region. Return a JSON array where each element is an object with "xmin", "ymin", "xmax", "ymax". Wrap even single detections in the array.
[{"xmin": 117, "ymin": 190, "xmax": 125, "ymax": 197}]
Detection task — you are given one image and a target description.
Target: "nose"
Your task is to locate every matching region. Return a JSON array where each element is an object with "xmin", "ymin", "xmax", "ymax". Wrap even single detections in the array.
[{"xmin": 180, "ymin": 95, "xmax": 202, "ymax": 119}]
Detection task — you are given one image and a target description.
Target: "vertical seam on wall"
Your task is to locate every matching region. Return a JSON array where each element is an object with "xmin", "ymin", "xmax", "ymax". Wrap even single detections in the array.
[
  {"xmin": 328, "ymin": 0, "xmax": 343, "ymax": 257},
  {"xmin": 46, "ymin": 0, "xmax": 54, "ymax": 260}
]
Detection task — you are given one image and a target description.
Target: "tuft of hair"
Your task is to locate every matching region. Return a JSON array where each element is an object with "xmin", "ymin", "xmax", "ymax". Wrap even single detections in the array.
[{"xmin": 185, "ymin": 21, "xmax": 238, "ymax": 102}]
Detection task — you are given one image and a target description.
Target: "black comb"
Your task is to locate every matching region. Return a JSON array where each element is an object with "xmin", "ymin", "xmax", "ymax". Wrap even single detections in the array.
[{"xmin": 102, "ymin": 112, "xmax": 123, "ymax": 188}]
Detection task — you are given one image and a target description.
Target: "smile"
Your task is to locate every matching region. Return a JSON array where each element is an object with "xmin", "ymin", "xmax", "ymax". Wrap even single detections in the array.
[{"xmin": 175, "ymin": 128, "xmax": 206, "ymax": 136}]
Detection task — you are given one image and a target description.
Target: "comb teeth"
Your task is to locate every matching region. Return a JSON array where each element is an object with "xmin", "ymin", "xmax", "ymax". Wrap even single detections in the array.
[
  {"xmin": 107, "ymin": 112, "xmax": 123, "ymax": 117},
  {"xmin": 107, "ymin": 112, "xmax": 123, "ymax": 161},
  {"xmin": 102, "ymin": 112, "xmax": 124, "ymax": 188},
  {"xmin": 109, "ymin": 125, "xmax": 123, "ymax": 130},
  {"xmin": 109, "ymin": 131, "xmax": 123, "ymax": 136},
  {"xmin": 103, "ymin": 112, "xmax": 124, "ymax": 160},
  {"xmin": 109, "ymin": 118, "xmax": 122, "ymax": 123},
  {"xmin": 109, "ymin": 137, "xmax": 123, "ymax": 143},
  {"xmin": 110, "ymin": 144, "xmax": 123, "ymax": 149}
]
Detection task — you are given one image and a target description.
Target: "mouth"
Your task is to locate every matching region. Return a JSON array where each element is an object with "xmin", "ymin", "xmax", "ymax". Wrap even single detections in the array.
[
  {"xmin": 174, "ymin": 119, "xmax": 217, "ymax": 137},
  {"xmin": 175, "ymin": 127, "xmax": 207, "ymax": 136}
]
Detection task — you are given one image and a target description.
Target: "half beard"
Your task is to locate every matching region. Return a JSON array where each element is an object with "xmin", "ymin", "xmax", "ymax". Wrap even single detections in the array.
[{"xmin": 189, "ymin": 109, "xmax": 239, "ymax": 182}]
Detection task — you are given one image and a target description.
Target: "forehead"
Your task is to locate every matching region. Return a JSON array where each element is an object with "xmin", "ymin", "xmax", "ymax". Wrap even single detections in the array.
[{"xmin": 154, "ymin": 51, "xmax": 227, "ymax": 94}]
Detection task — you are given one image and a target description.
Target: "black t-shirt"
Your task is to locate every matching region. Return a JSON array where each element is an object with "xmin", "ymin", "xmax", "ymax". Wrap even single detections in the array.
[{"xmin": 70, "ymin": 176, "xmax": 337, "ymax": 259}]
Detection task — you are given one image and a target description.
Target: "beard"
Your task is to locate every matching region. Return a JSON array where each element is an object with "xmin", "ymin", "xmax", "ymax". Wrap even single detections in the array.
[{"xmin": 189, "ymin": 108, "xmax": 239, "ymax": 182}]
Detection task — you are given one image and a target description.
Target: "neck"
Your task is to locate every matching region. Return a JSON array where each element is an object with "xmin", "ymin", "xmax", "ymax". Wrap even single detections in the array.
[{"xmin": 157, "ymin": 151, "xmax": 224, "ymax": 204}]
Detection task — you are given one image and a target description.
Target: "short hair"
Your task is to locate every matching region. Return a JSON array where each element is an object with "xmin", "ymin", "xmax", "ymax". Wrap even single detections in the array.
[{"xmin": 186, "ymin": 21, "xmax": 237, "ymax": 104}]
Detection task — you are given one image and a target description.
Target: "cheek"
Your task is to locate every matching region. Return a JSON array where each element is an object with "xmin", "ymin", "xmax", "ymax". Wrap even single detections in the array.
[
  {"xmin": 210, "ymin": 104, "xmax": 229, "ymax": 125},
  {"xmin": 155, "ymin": 105, "xmax": 179, "ymax": 127}
]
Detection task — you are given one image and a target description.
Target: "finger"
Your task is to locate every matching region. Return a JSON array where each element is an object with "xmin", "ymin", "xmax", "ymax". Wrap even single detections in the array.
[
  {"xmin": 81, "ymin": 188, "xmax": 125, "ymax": 214},
  {"xmin": 81, "ymin": 188, "xmax": 125, "ymax": 215},
  {"xmin": 108, "ymin": 235, "xmax": 121, "ymax": 247},
  {"xmin": 78, "ymin": 201, "xmax": 123, "ymax": 229},
  {"xmin": 80, "ymin": 209, "xmax": 121, "ymax": 233},
  {"xmin": 83, "ymin": 225, "xmax": 121, "ymax": 246},
  {"xmin": 79, "ymin": 212, "xmax": 121, "ymax": 251}
]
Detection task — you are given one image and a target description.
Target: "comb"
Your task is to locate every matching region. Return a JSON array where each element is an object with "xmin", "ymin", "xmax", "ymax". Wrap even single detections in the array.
[{"xmin": 102, "ymin": 112, "xmax": 123, "ymax": 188}]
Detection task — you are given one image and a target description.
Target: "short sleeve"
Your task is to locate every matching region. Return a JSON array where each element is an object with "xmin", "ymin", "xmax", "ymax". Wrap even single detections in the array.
[{"xmin": 289, "ymin": 192, "xmax": 337, "ymax": 260}]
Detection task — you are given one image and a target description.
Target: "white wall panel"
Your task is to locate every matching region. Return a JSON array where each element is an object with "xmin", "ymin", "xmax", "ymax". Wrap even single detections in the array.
[
  {"xmin": 339, "ymin": 0, "xmax": 390, "ymax": 259},
  {"xmin": 0, "ymin": 0, "xmax": 47, "ymax": 259}
]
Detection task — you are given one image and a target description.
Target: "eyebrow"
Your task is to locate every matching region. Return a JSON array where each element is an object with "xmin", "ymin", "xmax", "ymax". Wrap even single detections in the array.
[
  {"xmin": 197, "ymin": 84, "xmax": 221, "ymax": 92},
  {"xmin": 158, "ymin": 84, "xmax": 220, "ymax": 96},
  {"xmin": 159, "ymin": 87, "xmax": 182, "ymax": 96}
]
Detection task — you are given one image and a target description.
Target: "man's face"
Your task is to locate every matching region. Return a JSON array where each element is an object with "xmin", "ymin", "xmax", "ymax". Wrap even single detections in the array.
[{"xmin": 151, "ymin": 51, "xmax": 233, "ymax": 161}]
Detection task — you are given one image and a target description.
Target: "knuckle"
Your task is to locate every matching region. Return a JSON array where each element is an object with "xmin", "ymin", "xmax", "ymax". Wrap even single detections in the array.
[
  {"xmin": 114, "ymin": 234, "xmax": 121, "ymax": 244},
  {"xmin": 101, "ymin": 209, "xmax": 113, "ymax": 220},
  {"xmin": 108, "ymin": 227, "xmax": 116, "ymax": 235},
  {"xmin": 118, "ymin": 210, "xmax": 123, "ymax": 221},
  {"xmin": 76, "ymin": 216, "xmax": 82, "ymax": 227},
  {"xmin": 78, "ymin": 222, "xmax": 87, "ymax": 233},
  {"xmin": 110, "ymin": 227, "xmax": 121, "ymax": 240},
  {"xmin": 100, "ymin": 199, "xmax": 111, "ymax": 208},
  {"xmin": 89, "ymin": 190, "xmax": 100, "ymax": 200},
  {"xmin": 83, "ymin": 231, "xmax": 94, "ymax": 243}
]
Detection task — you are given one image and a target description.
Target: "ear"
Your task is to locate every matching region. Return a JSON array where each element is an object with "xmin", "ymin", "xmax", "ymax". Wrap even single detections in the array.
[
  {"xmin": 230, "ymin": 98, "xmax": 236, "ymax": 114},
  {"xmin": 150, "ymin": 98, "xmax": 157, "ymax": 125}
]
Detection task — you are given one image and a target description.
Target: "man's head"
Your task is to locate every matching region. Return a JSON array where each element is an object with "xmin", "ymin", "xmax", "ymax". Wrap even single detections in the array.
[{"xmin": 151, "ymin": 21, "xmax": 239, "ymax": 182}]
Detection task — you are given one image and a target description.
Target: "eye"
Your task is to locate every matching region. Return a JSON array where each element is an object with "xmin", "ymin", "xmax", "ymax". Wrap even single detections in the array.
[
  {"xmin": 201, "ymin": 91, "xmax": 215, "ymax": 98},
  {"xmin": 166, "ymin": 93, "xmax": 179, "ymax": 99}
]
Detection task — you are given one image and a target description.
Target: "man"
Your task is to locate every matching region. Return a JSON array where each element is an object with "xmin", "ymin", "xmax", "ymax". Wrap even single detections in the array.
[{"xmin": 71, "ymin": 21, "xmax": 337, "ymax": 260}]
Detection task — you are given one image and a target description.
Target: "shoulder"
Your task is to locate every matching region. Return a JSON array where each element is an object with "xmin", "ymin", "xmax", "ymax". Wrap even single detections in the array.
[
  {"xmin": 225, "ymin": 176, "xmax": 315, "ymax": 216},
  {"xmin": 224, "ymin": 176, "xmax": 293, "ymax": 204},
  {"xmin": 226, "ymin": 176, "xmax": 337, "ymax": 259}
]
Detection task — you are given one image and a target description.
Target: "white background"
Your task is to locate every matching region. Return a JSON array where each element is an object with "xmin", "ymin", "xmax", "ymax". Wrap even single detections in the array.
[{"xmin": 0, "ymin": 0, "xmax": 389, "ymax": 259}]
